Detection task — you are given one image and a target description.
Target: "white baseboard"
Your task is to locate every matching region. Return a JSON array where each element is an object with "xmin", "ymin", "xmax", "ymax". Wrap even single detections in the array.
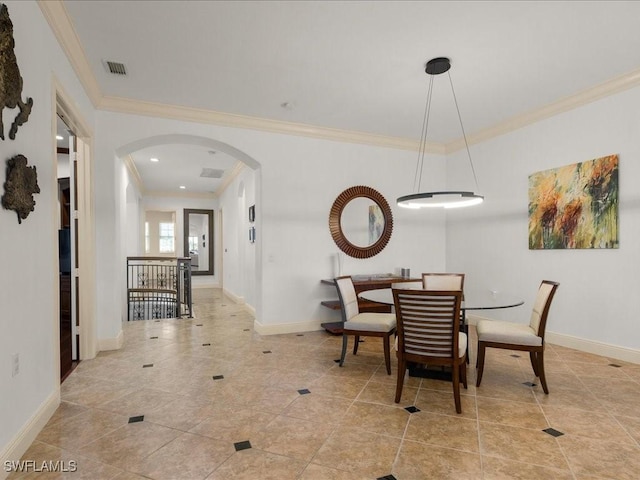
[
  {"xmin": 467, "ymin": 314, "xmax": 640, "ymax": 365},
  {"xmin": 0, "ymin": 389, "xmax": 60, "ymax": 480},
  {"xmin": 221, "ymin": 288, "xmax": 256, "ymax": 317},
  {"xmin": 545, "ymin": 331, "xmax": 640, "ymax": 365},
  {"xmin": 254, "ymin": 319, "xmax": 324, "ymax": 336},
  {"xmin": 98, "ymin": 329, "xmax": 123, "ymax": 351},
  {"xmin": 192, "ymin": 283, "xmax": 218, "ymax": 289},
  {"xmin": 222, "ymin": 288, "xmax": 244, "ymax": 305},
  {"xmin": 244, "ymin": 303, "xmax": 256, "ymax": 317}
]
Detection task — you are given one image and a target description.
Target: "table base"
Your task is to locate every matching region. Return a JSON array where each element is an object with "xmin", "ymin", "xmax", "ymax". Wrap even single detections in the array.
[{"xmin": 408, "ymin": 364, "xmax": 453, "ymax": 381}]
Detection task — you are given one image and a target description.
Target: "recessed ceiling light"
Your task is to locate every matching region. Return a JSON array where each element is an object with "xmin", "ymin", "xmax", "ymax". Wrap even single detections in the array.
[
  {"xmin": 207, "ymin": 150, "xmax": 216, "ymax": 155},
  {"xmin": 179, "ymin": 185, "xmax": 186, "ymax": 189},
  {"xmin": 56, "ymin": 135, "xmax": 64, "ymax": 141},
  {"xmin": 150, "ymin": 157, "xmax": 159, "ymax": 162}
]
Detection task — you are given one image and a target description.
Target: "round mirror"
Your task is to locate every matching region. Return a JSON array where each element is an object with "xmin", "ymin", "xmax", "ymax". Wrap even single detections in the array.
[
  {"xmin": 329, "ymin": 186, "xmax": 393, "ymax": 258},
  {"xmin": 340, "ymin": 197, "xmax": 384, "ymax": 247}
]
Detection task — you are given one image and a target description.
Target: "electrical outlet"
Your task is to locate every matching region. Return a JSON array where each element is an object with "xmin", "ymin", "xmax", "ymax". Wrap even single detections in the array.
[{"xmin": 11, "ymin": 353, "xmax": 19, "ymax": 377}]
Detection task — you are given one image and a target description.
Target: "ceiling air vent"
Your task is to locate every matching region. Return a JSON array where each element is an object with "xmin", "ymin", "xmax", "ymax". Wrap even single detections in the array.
[
  {"xmin": 200, "ymin": 168, "xmax": 224, "ymax": 179},
  {"xmin": 103, "ymin": 60, "xmax": 127, "ymax": 75}
]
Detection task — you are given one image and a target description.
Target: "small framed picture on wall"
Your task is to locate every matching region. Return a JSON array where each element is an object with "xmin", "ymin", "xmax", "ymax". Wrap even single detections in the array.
[
  {"xmin": 249, "ymin": 226, "xmax": 256, "ymax": 243},
  {"xmin": 249, "ymin": 205, "xmax": 255, "ymax": 223}
]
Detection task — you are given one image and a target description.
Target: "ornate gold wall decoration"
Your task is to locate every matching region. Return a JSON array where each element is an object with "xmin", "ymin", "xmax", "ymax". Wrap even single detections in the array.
[
  {"xmin": 0, "ymin": 3, "xmax": 34, "ymax": 140},
  {"xmin": 2, "ymin": 154, "xmax": 40, "ymax": 223}
]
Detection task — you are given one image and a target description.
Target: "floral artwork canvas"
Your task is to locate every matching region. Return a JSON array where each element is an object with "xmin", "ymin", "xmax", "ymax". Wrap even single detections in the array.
[{"xmin": 528, "ymin": 154, "xmax": 619, "ymax": 249}]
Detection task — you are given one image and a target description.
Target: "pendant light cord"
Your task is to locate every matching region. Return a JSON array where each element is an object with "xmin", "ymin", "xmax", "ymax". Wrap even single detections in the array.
[
  {"xmin": 448, "ymin": 71, "xmax": 481, "ymax": 192},
  {"xmin": 414, "ymin": 75, "xmax": 434, "ymax": 192}
]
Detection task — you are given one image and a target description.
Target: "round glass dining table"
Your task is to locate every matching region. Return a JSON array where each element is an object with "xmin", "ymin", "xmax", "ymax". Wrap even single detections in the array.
[
  {"xmin": 359, "ymin": 283, "xmax": 524, "ymax": 312},
  {"xmin": 359, "ymin": 283, "xmax": 524, "ymax": 379}
]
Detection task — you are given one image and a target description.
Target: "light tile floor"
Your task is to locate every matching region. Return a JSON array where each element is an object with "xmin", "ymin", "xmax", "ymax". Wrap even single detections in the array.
[{"xmin": 9, "ymin": 288, "xmax": 640, "ymax": 479}]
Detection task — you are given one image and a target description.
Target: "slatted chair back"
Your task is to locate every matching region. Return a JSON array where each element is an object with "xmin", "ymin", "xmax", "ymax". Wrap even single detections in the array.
[{"xmin": 393, "ymin": 289, "xmax": 462, "ymax": 362}]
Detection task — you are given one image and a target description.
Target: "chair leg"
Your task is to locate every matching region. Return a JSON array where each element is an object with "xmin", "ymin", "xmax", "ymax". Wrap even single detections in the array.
[
  {"xmin": 529, "ymin": 351, "xmax": 540, "ymax": 377},
  {"xmin": 339, "ymin": 334, "xmax": 348, "ymax": 367},
  {"xmin": 476, "ymin": 342, "xmax": 486, "ymax": 387},
  {"xmin": 460, "ymin": 356, "xmax": 468, "ymax": 389},
  {"xmin": 383, "ymin": 333, "xmax": 391, "ymax": 375},
  {"xmin": 395, "ymin": 357, "xmax": 406, "ymax": 403},
  {"xmin": 452, "ymin": 362, "xmax": 462, "ymax": 414},
  {"xmin": 461, "ymin": 318, "xmax": 469, "ymax": 364},
  {"xmin": 537, "ymin": 350, "xmax": 549, "ymax": 394},
  {"xmin": 353, "ymin": 335, "xmax": 360, "ymax": 355}
]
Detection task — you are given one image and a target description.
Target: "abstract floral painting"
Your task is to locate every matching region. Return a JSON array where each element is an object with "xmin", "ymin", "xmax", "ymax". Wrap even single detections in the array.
[{"xmin": 528, "ymin": 154, "xmax": 619, "ymax": 249}]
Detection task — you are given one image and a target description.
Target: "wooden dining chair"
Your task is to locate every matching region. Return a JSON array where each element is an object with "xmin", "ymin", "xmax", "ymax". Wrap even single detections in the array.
[
  {"xmin": 393, "ymin": 288, "xmax": 467, "ymax": 413},
  {"xmin": 475, "ymin": 280, "xmax": 559, "ymax": 393},
  {"xmin": 335, "ymin": 276, "xmax": 397, "ymax": 374},
  {"xmin": 421, "ymin": 272, "xmax": 465, "ymax": 292},
  {"xmin": 422, "ymin": 273, "xmax": 468, "ymax": 362}
]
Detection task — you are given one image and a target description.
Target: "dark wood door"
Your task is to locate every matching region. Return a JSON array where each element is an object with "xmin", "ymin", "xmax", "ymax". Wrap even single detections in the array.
[
  {"xmin": 60, "ymin": 274, "xmax": 72, "ymax": 380},
  {"xmin": 58, "ymin": 177, "xmax": 73, "ymax": 380}
]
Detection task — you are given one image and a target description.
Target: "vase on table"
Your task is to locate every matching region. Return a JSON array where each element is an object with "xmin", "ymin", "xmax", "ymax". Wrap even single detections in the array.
[{"xmin": 335, "ymin": 252, "xmax": 344, "ymax": 277}]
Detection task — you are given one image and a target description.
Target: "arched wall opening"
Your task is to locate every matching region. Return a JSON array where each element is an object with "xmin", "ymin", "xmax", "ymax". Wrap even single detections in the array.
[
  {"xmin": 114, "ymin": 134, "xmax": 261, "ymax": 169},
  {"xmin": 114, "ymin": 133, "xmax": 261, "ymax": 324}
]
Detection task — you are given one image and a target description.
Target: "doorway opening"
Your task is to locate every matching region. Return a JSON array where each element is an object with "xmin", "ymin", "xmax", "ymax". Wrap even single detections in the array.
[
  {"xmin": 55, "ymin": 88, "xmax": 97, "ymax": 382},
  {"xmin": 56, "ymin": 113, "xmax": 78, "ymax": 381}
]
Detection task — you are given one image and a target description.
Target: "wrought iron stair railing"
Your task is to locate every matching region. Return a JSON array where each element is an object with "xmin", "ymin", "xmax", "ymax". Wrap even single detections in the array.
[{"xmin": 126, "ymin": 257, "xmax": 192, "ymax": 321}]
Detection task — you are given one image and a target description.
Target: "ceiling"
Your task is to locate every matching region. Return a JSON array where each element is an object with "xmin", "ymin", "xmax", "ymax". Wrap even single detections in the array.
[{"xmin": 57, "ymin": 1, "xmax": 640, "ymax": 194}]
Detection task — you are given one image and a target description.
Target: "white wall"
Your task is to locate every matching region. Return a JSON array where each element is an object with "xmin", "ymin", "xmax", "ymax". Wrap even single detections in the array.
[
  {"xmin": 56, "ymin": 153, "xmax": 69, "ymax": 178},
  {"xmin": 446, "ymin": 84, "xmax": 640, "ymax": 356},
  {"xmin": 94, "ymin": 111, "xmax": 447, "ymax": 338},
  {"xmin": 219, "ymin": 166, "xmax": 257, "ymax": 309},
  {"xmin": 0, "ymin": 0, "xmax": 95, "ymax": 463},
  {"xmin": 254, "ymin": 134, "xmax": 447, "ymax": 332},
  {"xmin": 124, "ymin": 181, "xmax": 141, "ymax": 258}
]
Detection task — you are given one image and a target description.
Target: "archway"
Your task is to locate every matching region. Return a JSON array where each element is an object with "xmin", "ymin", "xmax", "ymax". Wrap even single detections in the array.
[
  {"xmin": 115, "ymin": 133, "xmax": 261, "ymax": 322},
  {"xmin": 115, "ymin": 134, "xmax": 260, "ymax": 170}
]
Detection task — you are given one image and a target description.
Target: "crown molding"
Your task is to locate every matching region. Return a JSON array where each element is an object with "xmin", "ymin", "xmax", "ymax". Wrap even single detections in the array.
[
  {"xmin": 99, "ymin": 95, "xmax": 433, "ymax": 153},
  {"xmin": 39, "ymin": 0, "xmax": 102, "ymax": 107},
  {"xmin": 445, "ymin": 66, "xmax": 640, "ymax": 153},
  {"xmin": 123, "ymin": 154, "xmax": 144, "ymax": 193},
  {"xmin": 213, "ymin": 161, "xmax": 245, "ymax": 199}
]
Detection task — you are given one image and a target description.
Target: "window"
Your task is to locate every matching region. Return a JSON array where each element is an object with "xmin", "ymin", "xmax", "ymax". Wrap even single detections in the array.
[
  {"xmin": 159, "ymin": 222, "xmax": 175, "ymax": 253},
  {"xmin": 143, "ymin": 210, "xmax": 176, "ymax": 255},
  {"xmin": 188, "ymin": 236, "xmax": 199, "ymax": 252}
]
